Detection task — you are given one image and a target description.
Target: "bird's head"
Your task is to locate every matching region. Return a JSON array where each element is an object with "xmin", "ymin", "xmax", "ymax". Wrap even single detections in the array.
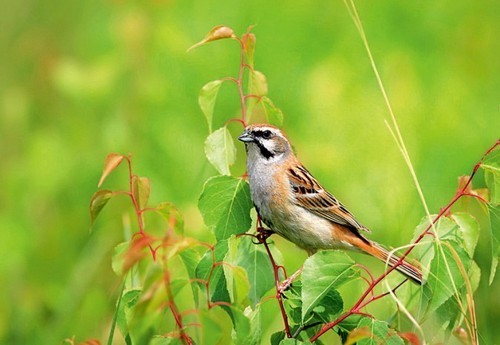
[{"xmin": 238, "ymin": 124, "xmax": 292, "ymax": 162}]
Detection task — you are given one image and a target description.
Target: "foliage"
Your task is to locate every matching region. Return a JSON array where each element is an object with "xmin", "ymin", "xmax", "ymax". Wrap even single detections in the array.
[
  {"xmin": 2, "ymin": 1, "xmax": 498, "ymax": 344},
  {"xmin": 87, "ymin": 24, "xmax": 500, "ymax": 344}
]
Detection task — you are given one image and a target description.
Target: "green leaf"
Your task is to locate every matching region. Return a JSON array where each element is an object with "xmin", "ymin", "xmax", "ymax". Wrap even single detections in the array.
[
  {"xmin": 279, "ymin": 339, "xmax": 311, "ymax": 345},
  {"xmin": 453, "ymin": 212, "xmax": 479, "ymax": 257},
  {"xmin": 198, "ymin": 307, "xmax": 232, "ymax": 344},
  {"xmin": 301, "ymin": 251, "xmax": 357, "ymax": 322},
  {"xmin": 199, "ymin": 80, "xmax": 223, "ymax": 133},
  {"xmin": 195, "ymin": 240, "xmax": 231, "ymax": 303},
  {"xmin": 337, "ymin": 313, "xmax": 365, "ymax": 333},
  {"xmin": 89, "ymin": 189, "xmax": 114, "ymax": 226},
  {"xmin": 249, "ymin": 70, "xmax": 268, "ymax": 97},
  {"xmin": 308, "ymin": 288, "xmax": 343, "ymax": 324},
  {"xmin": 230, "ymin": 306, "xmax": 262, "ymax": 345},
  {"xmin": 413, "ymin": 216, "xmax": 459, "ymax": 279},
  {"xmin": 260, "ymin": 96, "xmax": 284, "ymax": 126},
  {"xmin": 488, "ymin": 204, "xmax": 500, "ymax": 284},
  {"xmin": 155, "ymin": 202, "xmax": 184, "ymax": 235},
  {"xmin": 243, "ymin": 306, "xmax": 262, "ymax": 345},
  {"xmin": 131, "ymin": 175, "xmax": 150, "ymax": 211},
  {"xmin": 469, "ymin": 260, "xmax": 481, "ymax": 293},
  {"xmin": 354, "ymin": 318, "xmax": 404, "ymax": 345},
  {"xmin": 198, "ymin": 175, "xmax": 253, "ymax": 241},
  {"xmin": 222, "ymin": 237, "xmax": 250, "ymax": 306},
  {"xmin": 224, "ymin": 264, "xmax": 250, "ymax": 307},
  {"xmin": 482, "ymin": 146, "xmax": 500, "ymax": 205},
  {"xmin": 112, "ymin": 241, "xmax": 130, "ymax": 276},
  {"xmin": 235, "ymin": 238, "xmax": 275, "ymax": 306},
  {"xmin": 98, "ymin": 153, "xmax": 125, "ymax": 187},
  {"xmin": 483, "ymin": 146, "xmax": 500, "ymax": 283},
  {"xmin": 270, "ymin": 331, "xmax": 286, "ymax": 345},
  {"xmin": 423, "ymin": 241, "xmax": 470, "ymax": 316},
  {"xmin": 148, "ymin": 336, "xmax": 184, "ymax": 345},
  {"xmin": 179, "ymin": 248, "xmax": 201, "ymax": 306},
  {"xmin": 204, "ymin": 126, "xmax": 237, "ymax": 176},
  {"xmin": 435, "ymin": 295, "xmax": 463, "ymax": 336},
  {"xmin": 116, "ymin": 289, "xmax": 141, "ymax": 342}
]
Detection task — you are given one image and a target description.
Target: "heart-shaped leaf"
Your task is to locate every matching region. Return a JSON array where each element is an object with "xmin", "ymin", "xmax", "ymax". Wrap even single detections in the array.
[{"xmin": 204, "ymin": 126, "xmax": 237, "ymax": 175}]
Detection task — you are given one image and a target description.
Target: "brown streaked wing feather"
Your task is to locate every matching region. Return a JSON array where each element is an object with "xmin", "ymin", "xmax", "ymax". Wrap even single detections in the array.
[{"xmin": 287, "ymin": 165, "xmax": 370, "ymax": 232}]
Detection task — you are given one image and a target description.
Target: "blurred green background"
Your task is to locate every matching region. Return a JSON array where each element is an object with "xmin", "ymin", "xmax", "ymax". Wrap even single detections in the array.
[{"xmin": 1, "ymin": 0, "xmax": 498, "ymax": 344}]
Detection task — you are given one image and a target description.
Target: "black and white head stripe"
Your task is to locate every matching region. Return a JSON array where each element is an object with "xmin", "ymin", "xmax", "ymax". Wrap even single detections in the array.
[
  {"xmin": 251, "ymin": 128, "xmax": 274, "ymax": 139},
  {"xmin": 239, "ymin": 125, "xmax": 289, "ymax": 160}
]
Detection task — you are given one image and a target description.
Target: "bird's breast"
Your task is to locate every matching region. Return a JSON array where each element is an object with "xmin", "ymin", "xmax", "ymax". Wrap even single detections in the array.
[{"xmin": 247, "ymin": 165, "xmax": 347, "ymax": 251}]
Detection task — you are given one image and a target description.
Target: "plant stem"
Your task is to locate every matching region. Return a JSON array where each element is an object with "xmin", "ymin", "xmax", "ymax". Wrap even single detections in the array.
[{"xmin": 310, "ymin": 139, "xmax": 498, "ymax": 343}]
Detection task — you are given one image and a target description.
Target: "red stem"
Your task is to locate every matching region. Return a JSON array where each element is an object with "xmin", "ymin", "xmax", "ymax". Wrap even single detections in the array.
[
  {"xmin": 261, "ymin": 235, "xmax": 292, "ymax": 337},
  {"xmin": 124, "ymin": 156, "xmax": 157, "ymax": 259},
  {"xmin": 310, "ymin": 139, "xmax": 499, "ymax": 342},
  {"xmin": 164, "ymin": 271, "xmax": 193, "ymax": 345}
]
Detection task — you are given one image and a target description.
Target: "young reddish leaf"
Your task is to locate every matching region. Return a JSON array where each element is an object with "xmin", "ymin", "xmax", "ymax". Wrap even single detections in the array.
[
  {"xmin": 260, "ymin": 97, "xmax": 284, "ymax": 126},
  {"xmin": 89, "ymin": 189, "xmax": 114, "ymax": 226},
  {"xmin": 199, "ymin": 80, "xmax": 223, "ymax": 133},
  {"xmin": 123, "ymin": 235, "xmax": 155, "ymax": 273},
  {"xmin": 249, "ymin": 70, "xmax": 268, "ymax": 97},
  {"xmin": 242, "ymin": 32, "xmax": 256, "ymax": 67},
  {"xmin": 187, "ymin": 25, "xmax": 236, "ymax": 52},
  {"xmin": 204, "ymin": 126, "xmax": 237, "ymax": 175},
  {"xmin": 98, "ymin": 153, "xmax": 125, "ymax": 187},
  {"xmin": 344, "ymin": 327, "xmax": 372, "ymax": 345},
  {"xmin": 398, "ymin": 332, "xmax": 421, "ymax": 345},
  {"xmin": 453, "ymin": 327, "xmax": 471, "ymax": 345},
  {"xmin": 132, "ymin": 175, "xmax": 150, "ymax": 211}
]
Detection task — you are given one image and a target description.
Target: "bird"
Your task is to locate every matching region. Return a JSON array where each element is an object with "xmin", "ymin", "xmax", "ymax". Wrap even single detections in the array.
[{"xmin": 238, "ymin": 123, "xmax": 422, "ymax": 284}]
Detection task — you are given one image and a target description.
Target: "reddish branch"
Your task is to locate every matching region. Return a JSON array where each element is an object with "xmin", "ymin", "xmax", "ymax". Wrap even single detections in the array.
[
  {"xmin": 124, "ymin": 157, "xmax": 195, "ymax": 345},
  {"xmin": 124, "ymin": 156, "xmax": 158, "ymax": 260},
  {"xmin": 163, "ymin": 271, "xmax": 193, "ymax": 345},
  {"xmin": 256, "ymin": 226, "xmax": 292, "ymax": 337},
  {"xmin": 309, "ymin": 139, "xmax": 499, "ymax": 342},
  {"xmin": 225, "ymin": 23, "xmax": 499, "ymax": 343}
]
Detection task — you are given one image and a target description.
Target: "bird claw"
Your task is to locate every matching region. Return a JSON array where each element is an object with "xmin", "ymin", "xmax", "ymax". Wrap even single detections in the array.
[
  {"xmin": 256, "ymin": 227, "xmax": 274, "ymax": 243},
  {"xmin": 278, "ymin": 267, "xmax": 303, "ymax": 294},
  {"xmin": 278, "ymin": 277, "xmax": 294, "ymax": 294}
]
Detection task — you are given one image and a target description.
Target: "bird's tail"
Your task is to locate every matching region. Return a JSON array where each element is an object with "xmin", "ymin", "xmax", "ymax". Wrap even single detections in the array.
[{"xmin": 364, "ymin": 242, "xmax": 422, "ymax": 285}]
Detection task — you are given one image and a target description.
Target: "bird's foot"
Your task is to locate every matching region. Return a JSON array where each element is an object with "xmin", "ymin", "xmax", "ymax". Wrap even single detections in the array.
[
  {"xmin": 255, "ymin": 227, "xmax": 274, "ymax": 244},
  {"xmin": 278, "ymin": 267, "xmax": 303, "ymax": 294}
]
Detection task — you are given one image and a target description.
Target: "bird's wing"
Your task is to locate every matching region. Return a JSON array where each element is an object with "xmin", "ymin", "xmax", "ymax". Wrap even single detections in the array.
[{"xmin": 287, "ymin": 165, "xmax": 370, "ymax": 232}]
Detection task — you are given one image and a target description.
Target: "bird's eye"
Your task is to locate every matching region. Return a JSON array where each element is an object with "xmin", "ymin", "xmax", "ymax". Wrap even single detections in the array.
[{"xmin": 262, "ymin": 130, "xmax": 273, "ymax": 139}]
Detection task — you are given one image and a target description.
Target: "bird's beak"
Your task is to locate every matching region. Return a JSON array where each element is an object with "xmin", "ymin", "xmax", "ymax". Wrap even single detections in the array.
[{"xmin": 238, "ymin": 131, "xmax": 254, "ymax": 143}]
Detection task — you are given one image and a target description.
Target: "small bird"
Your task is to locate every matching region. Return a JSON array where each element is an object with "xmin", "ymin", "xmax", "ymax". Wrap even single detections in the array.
[{"xmin": 238, "ymin": 124, "xmax": 422, "ymax": 284}]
